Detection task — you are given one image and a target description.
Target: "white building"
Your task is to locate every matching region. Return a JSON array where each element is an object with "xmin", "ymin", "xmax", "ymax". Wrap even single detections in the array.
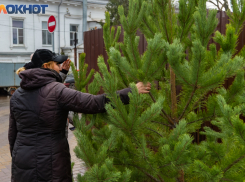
[{"xmin": 0, "ymin": 0, "xmax": 108, "ymax": 66}]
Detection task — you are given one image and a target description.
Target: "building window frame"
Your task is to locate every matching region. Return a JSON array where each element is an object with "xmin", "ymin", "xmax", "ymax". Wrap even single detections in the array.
[
  {"xmin": 70, "ymin": 24, "xmax": 78, "ymax": 46},
  {"xmin": 12, "ymin": 19, "xmax": 24, "ymax": 45},
  {"xmin": 42, "ymin": 21, "xmax": 53, "ymax": 46}
]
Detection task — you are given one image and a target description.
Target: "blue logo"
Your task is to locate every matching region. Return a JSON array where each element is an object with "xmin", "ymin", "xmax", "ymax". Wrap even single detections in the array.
[{"xmin": 0, "ymin": 4, "xmax": 49, "ymax": 14}]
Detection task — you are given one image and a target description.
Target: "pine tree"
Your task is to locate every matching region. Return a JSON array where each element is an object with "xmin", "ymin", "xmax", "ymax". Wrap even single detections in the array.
[
  {"xmin": 70, "ymin": 53, "xmax": 96, "ymax": 93},
  {"xmin": 72, "ymin": 0, "xmax": 245, "ymax": 181}
]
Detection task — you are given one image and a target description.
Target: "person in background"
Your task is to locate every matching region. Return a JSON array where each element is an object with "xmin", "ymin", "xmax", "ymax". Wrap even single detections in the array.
[{"xmin": 9, "ymin": 49, "xmax": 151, "ymax": 182}]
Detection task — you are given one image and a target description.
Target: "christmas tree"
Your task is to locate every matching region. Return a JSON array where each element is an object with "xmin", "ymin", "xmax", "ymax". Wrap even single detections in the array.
[{"xmin": 72, "ymin": 0, "xmax": 245, "ymax": 181}]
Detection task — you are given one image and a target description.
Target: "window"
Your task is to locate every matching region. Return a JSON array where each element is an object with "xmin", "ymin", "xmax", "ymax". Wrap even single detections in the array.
[
  {"xmin": 70, "ymin": 25, "xmax": 78, "ymax": 46},
  {"xmin": 42, "ymin": 21, "xmax": 52, "ymax": 45},
  {"xmin": 13, "ymin": 20, "xmax": 24, "ymax": 45}
]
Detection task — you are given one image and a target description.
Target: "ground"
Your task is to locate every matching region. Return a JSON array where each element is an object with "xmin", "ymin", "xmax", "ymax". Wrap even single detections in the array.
[{"xmin": 0, "ymin": 94, "xmax": 86, "ymax": 182}]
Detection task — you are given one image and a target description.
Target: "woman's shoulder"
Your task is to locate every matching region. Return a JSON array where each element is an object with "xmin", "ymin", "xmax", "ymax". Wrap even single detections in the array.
[
  {"xmin": 47, "ymin": 82, "xmax": 76, "ymax": 97},
  {"xmin": 37, "ymin": 82, "xmax": 64, "ymax": 98},
  {"xmin": 43, "ymin": 82, "xmax": 65, "ymax": 90}
]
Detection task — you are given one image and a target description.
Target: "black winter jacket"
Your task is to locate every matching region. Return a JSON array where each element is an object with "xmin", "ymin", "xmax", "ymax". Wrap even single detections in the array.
[{"xmin": 8, "ymin": 68, "xmax": 131, "ymax": 182}]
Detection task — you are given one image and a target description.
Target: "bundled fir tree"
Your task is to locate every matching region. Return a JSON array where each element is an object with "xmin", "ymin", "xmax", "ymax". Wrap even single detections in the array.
[{"xmin": 72, "ymin": 0, "xmax": 245, "ymax": 181}]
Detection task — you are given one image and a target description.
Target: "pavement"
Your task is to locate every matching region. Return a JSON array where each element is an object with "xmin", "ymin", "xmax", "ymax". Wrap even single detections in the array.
[{"xmin": 0, "ymin": 95, "xmax": 86, "ymax": 182}]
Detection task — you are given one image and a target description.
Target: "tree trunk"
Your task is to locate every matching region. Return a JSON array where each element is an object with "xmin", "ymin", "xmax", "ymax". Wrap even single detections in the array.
[{"xmin": 177, "ymin": 170, "xmax": 185, "ymax": 182}]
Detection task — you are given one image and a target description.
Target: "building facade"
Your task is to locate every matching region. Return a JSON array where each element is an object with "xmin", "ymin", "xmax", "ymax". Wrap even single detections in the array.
[{"xmin": 0, "ymin": 0, "xmax": 108, "ymax": 66}]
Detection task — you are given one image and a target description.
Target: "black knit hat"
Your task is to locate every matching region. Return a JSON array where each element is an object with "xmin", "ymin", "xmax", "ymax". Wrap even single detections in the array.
[{"xmin": 24, "ymin": 49, "xmax": 68, "ymax": 69}]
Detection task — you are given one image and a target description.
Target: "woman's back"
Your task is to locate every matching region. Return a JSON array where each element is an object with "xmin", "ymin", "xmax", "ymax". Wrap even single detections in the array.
[{"xmin": 9, "ymin": 68, "xmax": 72, "ymax": 182}]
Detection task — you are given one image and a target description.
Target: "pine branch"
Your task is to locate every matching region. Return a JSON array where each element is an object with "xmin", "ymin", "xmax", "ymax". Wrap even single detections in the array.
[
  {"xmin": 140, "ymin": 112, "xmax": 163, "ymax": 126},
  {"xmin": 160, "ymin": 113, "xmax": 168, "ymax": 121},
  {"xmin": 145, "ymin": 127, "xmax": 163, "ymax": 137},
  {"xmin": 118, "ymin": 70, "xmax": 128, "ymax": 88},
  {"xmin": 238, "ymin": 129, "xmax": 245, "ymax": 143},
  {"xmin": 130, "ymin": 99, "xmax": 139, "ymax": 131},
  {"xmin": 178, "ymin": 74, "xmax": 195, "ymax": 87},
  {"xmin": 141, "ymin": 142, "xmax": 157, "ymax": 174},
  {"xmin": 136, "ymin": 167, "xmax": 161, "ymax": 182},
  {"xmin": 226, "ymin": 87, "xmax": 243, "ymax": 104},
  {"xmin": 168, "ymin": 0, "xmax": 173, "ymax": 43},
  {"xmin": 117, "ymin": 64, "xmax": 139, "ymax": 81},
  {"xmin": 146, "ymin": 51, "xmax": 154, "ymax": 75},
  {"xmin": 221, "ymin": 178, "xmax": 233, "ymax": 181},
  {"xmin": 104, "ymin": 86, "xmax": 129, "ymax": 126},
  {"xmin": 145, "ymin": 102, "xmax": 170, "ymax": 123},
  {"xmin": 163, "ymin": 21, "xmax": 170, "ymax": 43},
  {"xmin": 149, "ymin": 92, "xmax": 175, "ymax": 126},
  {"xmin": 79, "ymin": 144, "xmax": 93, "ymax": 168},
  {"xmin": 179, "ymin": 87, "xmax": 197, "ymax": 120},
  {"xmin": 115, "ymin": 163, "xmax": 161, "ymax": 182},
  {"xmin": 156, "ymin": 0, "xmax": 170, "ymax": 43},
  {"xmin": 155, "ymin": 16, "xmax": 164, "ymax": 34},
  {"xmin": 190, "ymin": 92, "xmax": 206, "ymax": 111},
  {"xmin": 179, "ymin": 9, "xmax": 192, "ymax": 42},
  {"xmin": 200, "ymin": 80, "xmax": 223, "ymax": 89},
  {"xmin": 187, "ymin": 115, "xmax": 215, "ymax": 125},
  {"xmin": 148, "ymin": 92, "xmax": 155, "ymax": 101},
  {"xmin": 228, "ymin": 118, "xmax": 233, "ymax": 127},
  {"xmin": 157, "ymin": 174, "xmax": 165, "ymax": 182},
  {"xmin": 151, "ymin": 121, "xmax": 172, "ymax": 127},
  {"xmin": 158, "ymin": 141, "xmax": 189, "ymax": 169},
  {"xmin": 131, "ymin": 133, "xmax": 141, "ymax": 146},
  {"xmin": 149, "ymin": 55, "xmax": 167, "ymax": 78},
  {"xmin": 208, "ymin": 144, "xmax": 222, "ymax": 162},
  {"xmin": 223, "ymin": 153, "xmax": 245, "ymax": 174},
  {"xmin": 170, "ymin": 67, "xmax": 178, "ymax": 122},
  {"xmin": 179, "ymin": 46, "xmax": 202, "ymax": 120},
  {"xmin": 108, "ymin": 105, "xmax": 128, "ymax": 131},
  {"xmin": 129, "ymin": 36, "xmax": 139, "ymax": 69},
  {"xmin": 142, "ymin": 17, "xmax": 155, "ymax": 37}
]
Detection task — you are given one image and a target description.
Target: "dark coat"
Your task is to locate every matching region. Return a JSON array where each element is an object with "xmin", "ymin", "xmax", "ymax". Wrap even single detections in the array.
[{"xmin": 8, "ymin": 68, "xmax": 131, "ymax": 182}]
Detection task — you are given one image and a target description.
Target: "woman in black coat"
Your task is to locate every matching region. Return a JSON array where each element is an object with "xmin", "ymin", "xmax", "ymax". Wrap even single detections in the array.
[{"xmin": 8, "ymin": 49, "xmax": 151, "ymax": 182}]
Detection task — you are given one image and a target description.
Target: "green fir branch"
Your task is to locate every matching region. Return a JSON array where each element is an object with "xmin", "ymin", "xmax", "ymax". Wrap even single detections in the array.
[{"xmin": 223, "ymin": 153, "xmax": 245, "ymax": 174}]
